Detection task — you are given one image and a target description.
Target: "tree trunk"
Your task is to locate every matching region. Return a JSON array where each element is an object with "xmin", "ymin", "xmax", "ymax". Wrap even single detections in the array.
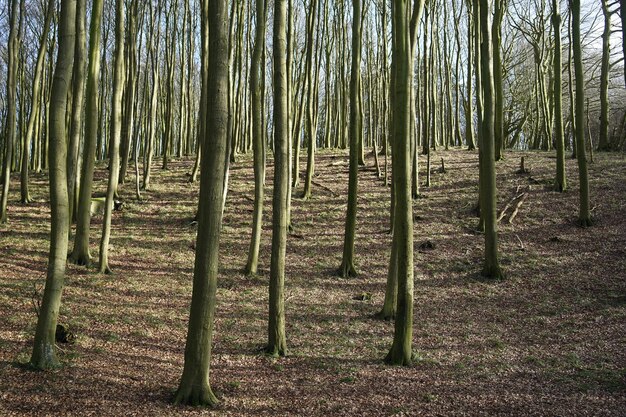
[
  {"xmin": 267, "ymin": 0, "xmax": 289, "ymax": 357},
  {"xmin": 174, "ymin": 0, "xmax": 228, "ymax": 405},
  {"xmin": 478, "ymin": 0, "xmax": 504, "ymax": 279},
  {"xmin": 386, "ymin": 0, "xmax": 423, "ymax": 367},
  {"xmin": 68, "ymin": 0, "xmax": 104, "ymax": 266},
  {"xmin": 67, "ymin": 0, "xmax": 86, "ymax": 226},
  {"xmin": 98, "ymin": 0, "xmax": 125, "ymax": 273},
  {"xmin": 598, "ymin": 0, "xmax": 611, "ymax": 151},
  {"xmin": 553, "ymin": 0, "xmax": 567, "ymax": 192},
  {"xmin": 338, "ymin": 0, "xmax": 363, "ymax": 279},
  {"xmin": 492, "ymin": 0, "xmax": 505, "ymax": 160},
  {"xmin": 0, "ymin": 0, "xmax": 20, "ymax": 223},
  {"xmin": 245, "ymin": 0, "xmax": 267, "ymax": 276},
  {"xmin": 571, "ymin": 0, "xmax": 591, "ymax": 226},
  {"xmin": 302, "ymin": 0, "xmax": 320, "ymax": 200},
  {"xmin": 30, "ymin": 0, "xmax": 76, "ymax": 370},
  {"xmin": 20, "ymin": 0, "xmax": 55, "ymax": 205}
]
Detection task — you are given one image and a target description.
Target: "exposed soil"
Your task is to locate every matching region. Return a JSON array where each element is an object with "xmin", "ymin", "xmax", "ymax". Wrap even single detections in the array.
[{"xmin": 1, "ymin": 148, "xmax": 625, "ymax": 416}]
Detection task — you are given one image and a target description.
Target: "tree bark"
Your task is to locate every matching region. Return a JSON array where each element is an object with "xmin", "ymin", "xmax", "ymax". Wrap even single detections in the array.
[
  {"xmin": 30, "ymin": 0, "xmax": 76, "ymax": 370},
  {"xmin": 245, "ymin": 0, "xmax": 267, "ymax": 276},
  {"xmin": 98, "ymin": 0, "xmax": 125, "ymax": 273},
  {"xmin": 68, "ymin": 0, "xmax": 104, "ymax": 266},
  {"xmin": 267, "ymin": 0, "xmax": 289, "ymax": 357},
  {"xmin": 338, "ymin": 0, "xmax": 363, "ymax": 279},
  {"xmin": 173, "ymin": 0, "xmax": 228, "ymax": 406},
  {"xmin": 553, "ymin": 0, "xmax": 567, "ymax": 192},
  {"xmin": 0, "ymin": 0, "xmax": 20, "ymax": 223},
  {"xmin": 571, "ymin": 0, "xmax": 591, "ymax": 226},
  {"xmin": 478, "ymin": 0, "xmax": 504, "ymax": 279},
  {"xmin": 386, "ymin": 0, "xmax": 423, "ymax": 367}
]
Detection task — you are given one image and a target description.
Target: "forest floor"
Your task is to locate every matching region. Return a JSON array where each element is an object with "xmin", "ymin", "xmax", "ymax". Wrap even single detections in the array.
[{"xmin": 1, "ymin": 148, "xmax": 625, "ymax": 416}]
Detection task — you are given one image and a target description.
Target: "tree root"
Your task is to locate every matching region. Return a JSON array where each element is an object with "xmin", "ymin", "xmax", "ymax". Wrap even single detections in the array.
[
  {"xmin": 68, "ymin": 251, "xmax": 92, "ymax": 267},
  {"xmin": 337, "ymin": 261, "xmax": 357, "ymax": 278},
  {"xmin": 173, "ymin": 384, "xmax": 218, "ymax": 407}
]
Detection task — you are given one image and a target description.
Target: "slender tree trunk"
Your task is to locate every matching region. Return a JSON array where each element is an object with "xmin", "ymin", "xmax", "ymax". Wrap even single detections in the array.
[
  {"xmin": 20, "ymin": 0, "xmax": 55, "ymax": 204},
  {"xmin": 267, "ymin": 0, "xmax": 289, "ymax": 357},
  {"xmin": 571, "ymin": 0, "xmax": 591, "ymax": 226},
  {"xmin": 338, "ymin": 0, "xmax": 363, "ymax": 279},
  {"xmin": 598, "ymin": 0, "xmax": 611, "ymax": 151},
  {"xmin": 492, "ymin": 0, "xmax": 505, "ymax": 160},
  {"xmin": 119, "ymin": 0, "xmax": 139, "ymax": 184},
  {"xmin": 67, "ymin": 0, "xmax": 86, "ymax": 226},
  {"xmin": 386, "ymin": 0, "xmax": 423, "ymax": 367},
  {"xmin": 0, "ymin": 0, "xmax": 20, "ymax": 224},
  {"xmin": 465, "ymin": 1, "xmax": 476, "ymax": 151},
  {"xmin": 302, "ymin": 0, "xmax": 320, "ymax": 200},
  {"xmin": 478, "ymin": 0, "xmax": 504, "ymax": 279},
  {"xmin": 621, "ymin": 0, "xmax": 626, "ymax": 88},
  {"xmin": 69, "ymin": 0, "xmax": 104, "ymax": 265},
  {"xmin": 98, "ymin": 0, "xmax": 125, "ymax": 274},
  {"xmin": 174, "ymin": 0, "xmax": 228, "ymax": 405},
  {"xmin": 30, "ymin": 0, "xmax": 76, "ymax": 370},
  {"xmin": 553, "ymin": 0, "xmax": 567, "ymax": 192},
  {"xmin": 245, "ymin": 0, "xmax": 267, "ymax": 276}
]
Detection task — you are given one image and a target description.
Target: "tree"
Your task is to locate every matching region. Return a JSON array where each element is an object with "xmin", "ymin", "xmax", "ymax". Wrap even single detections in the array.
[
  {"xmin": 245, "ymin": 0, "xmax": 267, "ymax": 276},
  {"xmin": 67, "ymin": 0, "xmax": 87, "ymax": 225},
  {"xmin": 0, "ymin": 0, "xmax": 20, "ymax": 224},
  {"xmin": 68, "ymin": 0, "xmax": 104, "ymax": 266},
  {"xmin": 478, "ymin": 0, "xmax": 504, "ymax": 279},
  {"xmin": 98, "ymin": 0, "xmax": 125, "ymax": 274},
  {"xmin": 619, "ymin": 0, "xmax": 626, "ymax": 84},
  {"xmin": 267, "ymin": 0, "xmax": 289, "ymax": 357},
  {"xmin": 465, "ymin": 0, "xmax": 476, "ymax": 151},
  {"xmin": 570, "ymin": 0, "xmax": 592, "ymax": 226},
  {"xmin": 492, "ymin": 0, "xmax": 506, "ymax": 161},
  {"xmin": 597, "ymin": 0, "xmax": 611, "ymax": 151},
  {"xmin": 553, "ymin": 0, "xmax": 567, "ymax": 191},
  {"xmin": 30, "ymin": 0, "xmax": 77, "ymax": 370},
  {"xmin": 338, "ymin": 0, "xmax": 363, "ymax": 279},
  {"xmin": 20, "ymin": 0, "xmax": 55, "ymax": 205},
  {"xmin": 174, "ymin": 0, "xmax": 229, "ymax": 406},
  {"xmin": 385, "ymin": 0, "xmax": 424, "ymax": 366},
  {"xmin": 302, "ymin": 0, "xmax": 321, "ymax": 200}
]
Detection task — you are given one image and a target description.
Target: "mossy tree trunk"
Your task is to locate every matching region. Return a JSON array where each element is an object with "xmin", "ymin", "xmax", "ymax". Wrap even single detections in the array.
[
  {"xmin": 465, "ymin": 1, "xmax": 476, "ymax": 151},
  {"xmin": 119, "ymin": 0, "xmax": 139, "ymax": 185},
  {"xmin": 570, "ymin": 0, "xmax": 592, "ymax": 226},
  {"xmin": 338, "ymin": 0, "xmax": 363, "ymax": 279},
  {"xmin": 492, "ymin": 0, "xmax": 505, "ymax": 161},
  {"xmin": 301, "ymin": 0, "xmax": 319, "ymax": 200},
  {"xmin": 68, "ymin": 0, "xmax": 104, "ymax": 266},
  {"xmin": 98, "ymin": 0, "xmax": 125, "ymax": 274},
  {"xmin": 553, "ymin": 0, "xmax": 567, "ymax": 192},
  {"xmin": 478, "ymin": 0, "xmax": 504, "ymax": 279},
  {"xmin": 173, "ymin": 0, "xmax": 228, "ymax": 406},
  {"xmin": 30, "ymin": 0, "xmax": 76, "ymax": 370},
  {"xmin": 0, "ymin": 0, "xmax": 20, "ymax": 224},
  {"xmin": 67, "ymin": 0, "xmax": 86, "ymax": 226},
  {"xmin": 142, "ymin": 3, "xmax": 161, "ymax": 191},
  {"xmin": 245, "ymin": 0, "xmax": 267, "ymax": 276},
  {"xmin": 598, "ymin": 0, "xmax": 611, "ymax": 151},
  {"xmin": 20, "ymin": 0, "xmax": 55, "ymax": 205},
  {"xmin": 385, "ymin": 0, "xmax": 423, "ymax": 367},
  {"xmin": 267, "ymin": 0, "xmax": 289, "ymax": 357},
  {"xmin": 621, "ymin": 0, "xmax": 626, "ymax": 88}
]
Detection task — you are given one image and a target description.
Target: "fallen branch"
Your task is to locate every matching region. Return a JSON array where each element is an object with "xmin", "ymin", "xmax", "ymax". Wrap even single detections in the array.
[
  {"xmin": 312, "ymin": 180, "xmax": 338, "ymax": 196},
  {"xmin": 498, "ymin": 192, "xmax": 525, "ymax": 223},
  {"xmin": 515, "ymin": 234, "xmax": 525, "ymax": 250},
  {"xmin": 508, "ymin": 193, "xmax": 528, "ymax": 224}
]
